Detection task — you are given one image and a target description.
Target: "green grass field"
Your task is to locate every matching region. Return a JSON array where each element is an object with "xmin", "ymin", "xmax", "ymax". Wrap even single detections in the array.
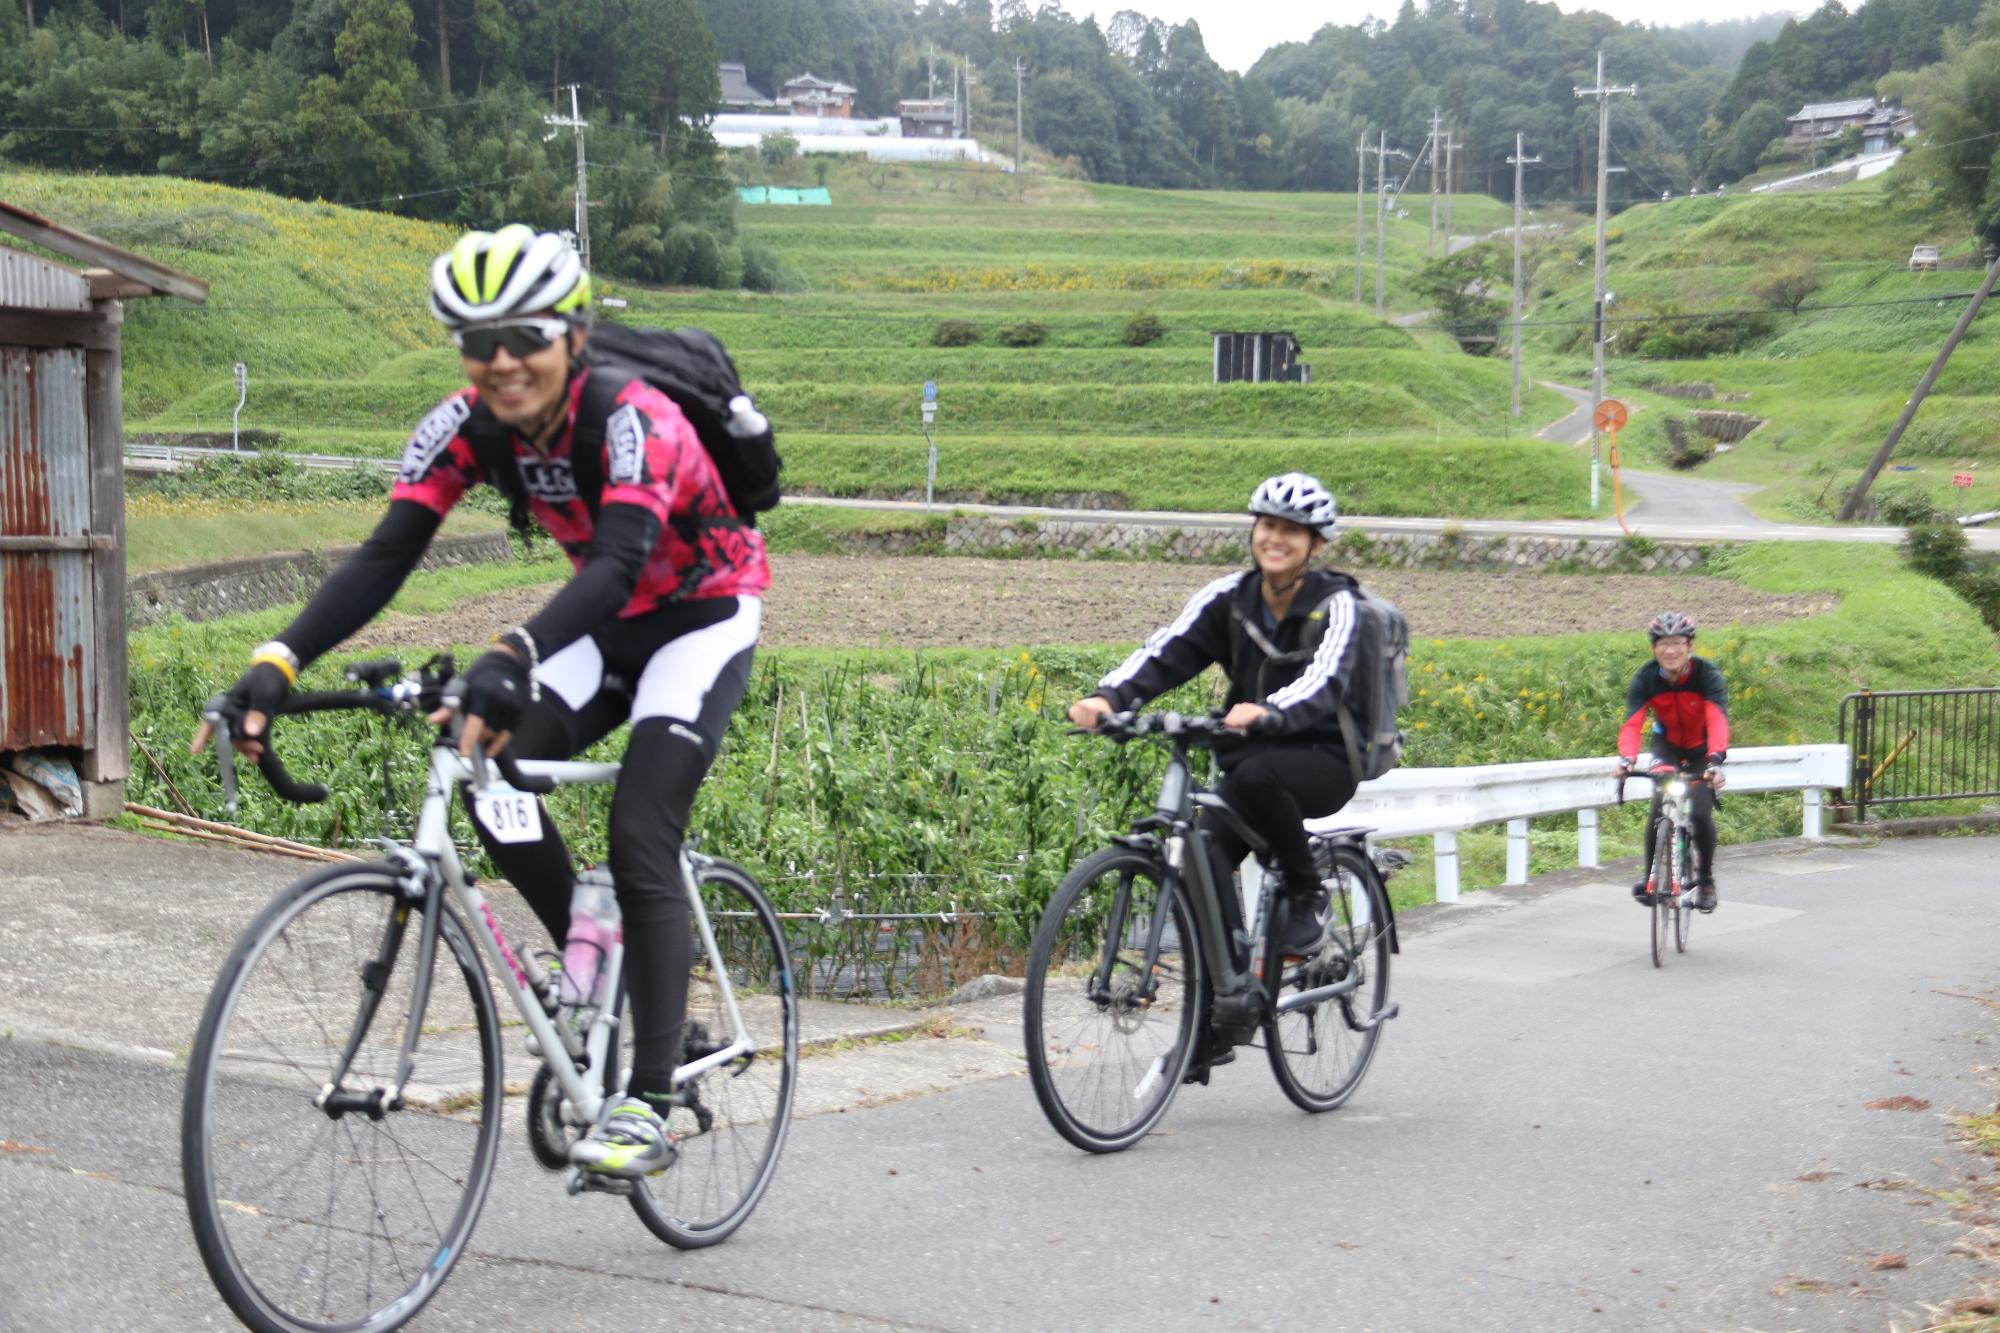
[
  {"xmin": 1, "ymin": 163, "xmax": 1594, "ymax": 527},
  {"xmin": 12, "ymin": 153, "xmax": 1997, "ymax": 538},
  {"xmin": 1522, "ymin": 170, "xmax": 2000, "ymax": 517}
]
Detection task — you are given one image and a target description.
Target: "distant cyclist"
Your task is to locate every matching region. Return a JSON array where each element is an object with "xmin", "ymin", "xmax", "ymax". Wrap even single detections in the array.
[
  {"xmin": 1613, "ymin": 611, "xmax": 1729, "ymax": 912},
  {"xmin": 1067, "ymin": 472, "xmax": 1362, "ymax": 959},
  {"xmin": 193, "ymin": 225, "xmax": 768, "ymax": 1178}
]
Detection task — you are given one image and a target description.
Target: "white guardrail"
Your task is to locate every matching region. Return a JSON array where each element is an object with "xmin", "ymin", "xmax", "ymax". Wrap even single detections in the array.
[{"xmin": 1305, "ymin": 744, "xmax": 1850, "ymax": 903}]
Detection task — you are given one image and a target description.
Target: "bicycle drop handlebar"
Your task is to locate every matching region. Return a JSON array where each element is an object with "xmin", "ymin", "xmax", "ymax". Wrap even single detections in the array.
[{"xmin": 202, "ymin": 653, "xmax": 555, "ymax": 812}]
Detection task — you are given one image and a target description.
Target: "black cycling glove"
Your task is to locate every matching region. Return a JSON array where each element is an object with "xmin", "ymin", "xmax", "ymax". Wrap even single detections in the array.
[
  {"xmin": 209, "ymin": 660, "xmax": 292, "ymax": 744},
  {"xmin": 460, "ymin": 649, "xmax": 534, "ymax": 735}
]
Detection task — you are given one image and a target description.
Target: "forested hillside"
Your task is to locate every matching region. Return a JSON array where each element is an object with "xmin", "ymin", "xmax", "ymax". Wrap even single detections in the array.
[{"xmin": 4, "ymin": 0, "xmax": 1998, "ymax": 284}]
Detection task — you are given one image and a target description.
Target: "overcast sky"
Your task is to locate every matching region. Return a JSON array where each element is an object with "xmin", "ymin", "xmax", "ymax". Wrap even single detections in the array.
[{"xmin": 1055, "ymin": 1, "xmax": 1814, "ymax": 74}]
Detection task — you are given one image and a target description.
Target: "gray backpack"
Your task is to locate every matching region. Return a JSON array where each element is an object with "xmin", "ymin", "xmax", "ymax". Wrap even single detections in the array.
[
  {"xmin": 1335, "ymin": 587, "xmax": 1410, "ymax": 781},
  {"xmin": 1230, "ymin": 582, "xmax": 1410, "ymax": 781}
]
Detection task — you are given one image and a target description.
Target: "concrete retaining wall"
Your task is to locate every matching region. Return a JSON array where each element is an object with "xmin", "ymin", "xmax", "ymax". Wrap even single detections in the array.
[{"xmin": 129, "ymin": 531, "xmax": 514, "ymax": 625}]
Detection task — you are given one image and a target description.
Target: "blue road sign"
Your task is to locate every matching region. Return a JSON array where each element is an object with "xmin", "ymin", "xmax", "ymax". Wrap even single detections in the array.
[{"xmin": 923, "ymin": 379, "xmax": 937, "ymax": 402}]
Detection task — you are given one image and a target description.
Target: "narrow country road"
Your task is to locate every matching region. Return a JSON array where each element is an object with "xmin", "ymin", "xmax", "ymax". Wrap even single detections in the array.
[
  {"xmin": 1535, "ymin": 380, "xmax": 1782, "ymax": 532},
  {"xmin": 4, "ymin": 833, "xmax": 1996, "ymax": 1328}
]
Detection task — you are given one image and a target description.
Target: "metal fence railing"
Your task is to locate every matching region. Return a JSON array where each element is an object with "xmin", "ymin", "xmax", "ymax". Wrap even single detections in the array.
[{"xmin": 1839, "ymin": 688, "xmax": 2000, "ymax": 823}]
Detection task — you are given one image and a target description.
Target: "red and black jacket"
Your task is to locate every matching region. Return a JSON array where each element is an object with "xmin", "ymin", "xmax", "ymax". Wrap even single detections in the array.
[{"xmin": 1617, "ymin": 656, "xmax": 1730, "ymax": 765}]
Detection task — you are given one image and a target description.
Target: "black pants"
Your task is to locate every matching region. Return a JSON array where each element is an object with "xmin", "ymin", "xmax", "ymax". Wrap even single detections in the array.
[
  {"xmin": 1641, "ymin": 759, "xmax": 1718, "ymax": 884},
  {"xmin": 468, "ymin": 596, "xmax": 757, "ymax": 1102},
  {"xmin": 1203, "ymin": 742, "xmax": 1359, "ymax": 901}
]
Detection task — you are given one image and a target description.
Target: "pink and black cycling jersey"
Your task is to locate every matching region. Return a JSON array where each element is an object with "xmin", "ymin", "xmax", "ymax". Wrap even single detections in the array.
[{"xmin": 392, "ymin": 373, "xmax": 771, "ymax": 613}]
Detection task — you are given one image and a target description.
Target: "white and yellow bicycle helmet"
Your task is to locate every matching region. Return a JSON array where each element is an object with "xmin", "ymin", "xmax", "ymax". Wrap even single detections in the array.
[{"xmin": 428, "ymin": 224, "xmax": 592, "ymax": 328}]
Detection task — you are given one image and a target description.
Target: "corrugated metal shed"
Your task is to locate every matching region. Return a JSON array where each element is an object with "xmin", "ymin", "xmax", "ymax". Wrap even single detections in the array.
[
  {"xmin": 0, "ymin": 200, "xmax": 206, "ymax": 808},
  {"xmin": 0, "ymin": 246, "xmax": 90, "ymax": 312},
  {"xmin": 0, "ymin": 344, "xmax": 92, "ymax": 749}
]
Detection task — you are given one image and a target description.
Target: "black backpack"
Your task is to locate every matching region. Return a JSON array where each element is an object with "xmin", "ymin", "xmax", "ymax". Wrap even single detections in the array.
[{"xmin": 465, "ymin": 321, "xmax": 781, "ymax": 529}]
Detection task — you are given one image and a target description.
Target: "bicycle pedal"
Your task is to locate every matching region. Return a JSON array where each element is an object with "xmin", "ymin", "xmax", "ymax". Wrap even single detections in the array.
[{"xmin": 564, "ymin": 1167, "xmax": 635, "ymax": 1197}]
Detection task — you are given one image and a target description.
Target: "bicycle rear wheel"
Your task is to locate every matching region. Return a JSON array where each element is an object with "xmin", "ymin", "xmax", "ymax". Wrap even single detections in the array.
[
  {"xmin": 1267, "ymin": 843, "xmax": 1393, "ymax": 1112},
  {"xmin": 1024, "ymin": 846, "xmax": 1204, "ymax": 1153},
  {"xmin": 623, "ymin": 857, "xmax": 798, "ymax": 1249},
  {"xmin": 1648, "ymin": 819, "xmax": 1673, "ymax": 969},
  {"xmin": 182, "ymin": 863, "xmax": 503, "ymax": 1333}
]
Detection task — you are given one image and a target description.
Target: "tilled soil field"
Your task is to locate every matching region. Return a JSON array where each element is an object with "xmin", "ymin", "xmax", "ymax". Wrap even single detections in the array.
[{"xmin": 349, "ymin": 556, "xmax": 1836, "ymax": 652}]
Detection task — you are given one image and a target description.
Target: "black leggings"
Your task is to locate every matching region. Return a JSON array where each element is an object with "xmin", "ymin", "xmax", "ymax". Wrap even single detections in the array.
[
  {"xmin": 468, "ymin": 597, "xmax": 756, "ymax": 1102},
  {"xmin": 1642, "ymin": 778, "xmax": 1717, "ymax": 884},
  {"xmin": 1203, "ymin": 743, "xmax": 1358, "ymax": 898}
]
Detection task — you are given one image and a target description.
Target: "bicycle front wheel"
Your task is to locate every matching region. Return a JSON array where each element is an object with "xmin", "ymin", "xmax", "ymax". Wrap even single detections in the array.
[
  {"xmin": 1674, "ymin": 832, "xmax": 1693, "ymax": 954},
  {"xmin": 1024, "ymin": 846, "xmax": 1204, "ymax": 1153},
  {"xmin": 1648, "ymin": 819, "xmax": 1674, "ymax": 969},
  {"xmin": 1267, "ymin": 843, "xmax": 1393, "ymax": 1112},
  {"xmin": 625, "ymin": 856, "xmax": 798, "ymax": 1250},
  {"xmin": 182, "ymin": 863, "xmax": 503, "ymax": 1333}
]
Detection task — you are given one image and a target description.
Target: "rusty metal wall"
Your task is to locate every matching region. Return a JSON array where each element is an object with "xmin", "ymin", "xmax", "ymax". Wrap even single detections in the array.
[
  {"xmin": 0, "ymin": 345, "xmax": 93, "ymax": 750},
  {"xmin": 0, "ymin": 247, "xmax": 90, "ymax": 313}
]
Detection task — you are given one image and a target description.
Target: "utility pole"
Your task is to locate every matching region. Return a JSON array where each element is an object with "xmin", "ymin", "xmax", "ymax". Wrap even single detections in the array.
[
  {"xmin": 1427, "ymin": 108, "xmax": 1443, "ymax": 256},
  {"xmin": 1371, "ymin": 133, "xmax": 1410, "ymax": 317},
  {"xmin": 543, "ymin": 85, "xmax": 590, "ymax": 273},
  {"xmin": 1442, "ymin": 130, "xmax": 1458, "ymax": 244},
  {"xmin": 1575, "ymin": 51, "xmax": 1636, "ymax": 511},
  {"xmin": 1838, "ymin": 250, "xmax": 2000, "ymax": 519},
  {"xmin": 1508, "ymin": 133, "xmax": 1542, "ymax": 418},
  {"xmin": 964, "ymin": 58, "xmax": 976, "ymax": 137},
  {"xmin": 1355, "ymin": 134, "xmax": 1368, "ymax": 306},
  {"xmin": 1014, "ymin": 57, "xmax": 1026, "ymax": 170}
]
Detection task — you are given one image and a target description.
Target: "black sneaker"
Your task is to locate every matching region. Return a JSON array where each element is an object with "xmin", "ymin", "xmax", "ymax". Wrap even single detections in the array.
[
  {"xmin": 1276, "ymin": 888, "xmax": 1331, "ymax": 957},
  {"xmin": 1694, "ymin": 880, "xmax": 1717, "ymax": 913},
  {"xmin": 1631, "ymin": 881, "xmax": 1655, "ymax": 906}
]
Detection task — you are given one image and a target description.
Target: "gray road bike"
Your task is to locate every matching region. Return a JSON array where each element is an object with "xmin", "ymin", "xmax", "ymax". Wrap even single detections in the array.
[
  {"xmin": 181, "ymin": 655, "xmax": 799, "ymax": 1333},
  {"xmin": 1024, "ymin": 711, "xmax": 1402, "ymax": 1153},
  {"xmin": 1622, "ymin": 763, "xmax": 1711, "ymax": 967}
]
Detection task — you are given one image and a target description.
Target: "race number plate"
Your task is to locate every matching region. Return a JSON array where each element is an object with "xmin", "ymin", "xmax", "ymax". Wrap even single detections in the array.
[{"xmin": 473, "ymin": 789, "xmax": 542, "ymax": 844}]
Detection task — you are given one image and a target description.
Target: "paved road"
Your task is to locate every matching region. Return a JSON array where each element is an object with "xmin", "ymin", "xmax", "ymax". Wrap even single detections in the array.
[
  {"xmin": 5, "ymin": 832, "xmax": 1997, "ymax": 1329},
  {"xmin": 1536, "ymin": 380, "xmax": 1783, "ymax": 533}
]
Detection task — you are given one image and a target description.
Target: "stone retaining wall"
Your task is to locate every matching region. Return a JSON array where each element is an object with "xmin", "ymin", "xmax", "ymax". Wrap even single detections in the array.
[
  {"xmin": 129, "ymin": 531, "xmax": 513, "ymax": 625},
  {"xmin": 129, "ymin": 515, "xmax": 1722, "ymax": 626},
  {"xmin": 938, "ymin": 516, "xmax": 1723, "ymax": 572}
]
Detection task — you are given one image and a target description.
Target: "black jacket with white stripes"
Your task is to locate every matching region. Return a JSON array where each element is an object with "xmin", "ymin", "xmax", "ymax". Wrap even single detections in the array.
[{"xmin": 1095, "ymin": 568, "xmax": 1362, "ymax": 753}]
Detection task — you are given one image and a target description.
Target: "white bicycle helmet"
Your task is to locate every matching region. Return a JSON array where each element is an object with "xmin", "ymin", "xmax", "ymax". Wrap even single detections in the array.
[
  {"xmin": 1248, "ymin": 472, "xmax": 1338, "ymax": 539},
  {"xmin": 429, "ymin": 224, "xmax": 591, "ymax": 328}
]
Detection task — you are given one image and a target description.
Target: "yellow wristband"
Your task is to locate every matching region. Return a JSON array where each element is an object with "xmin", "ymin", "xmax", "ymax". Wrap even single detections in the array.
[{"xmin": 250, "ymin": 652, "xmax": 298, "ymax": 687}]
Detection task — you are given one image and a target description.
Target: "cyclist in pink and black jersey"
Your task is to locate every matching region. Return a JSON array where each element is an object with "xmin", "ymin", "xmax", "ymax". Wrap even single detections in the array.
[{"xmin": 195, "ymin": 226, "xmax": 765, "ymax": 1178}]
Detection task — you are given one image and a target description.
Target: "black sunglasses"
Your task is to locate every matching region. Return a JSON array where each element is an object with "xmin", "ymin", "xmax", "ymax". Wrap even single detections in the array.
[{"xmin": 453, "ymin": 317, "xmax": 569, "ymax": 361}]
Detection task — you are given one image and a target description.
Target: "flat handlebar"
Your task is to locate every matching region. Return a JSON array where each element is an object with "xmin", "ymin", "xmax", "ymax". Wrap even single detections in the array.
[{"xmin": 1072, "ymin": 710, "xmax": 1244, "ymax": 745}]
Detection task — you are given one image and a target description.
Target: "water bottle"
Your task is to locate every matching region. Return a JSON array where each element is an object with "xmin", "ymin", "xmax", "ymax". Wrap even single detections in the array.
[
  {"xmin": 725, "ymin": 393, "xmax": 769, "ymax": 439},
  {"xmin": 559, "ymin": 867, "xmax": 621, "ymax": 1007}
]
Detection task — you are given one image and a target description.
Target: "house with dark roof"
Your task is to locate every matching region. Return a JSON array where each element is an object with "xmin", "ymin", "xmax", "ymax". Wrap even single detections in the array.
[
  {"xmin": 718, "ymin": 63, "xmax": 775, "ymax": 110},
  {"xmin": 1786, "ymin": 96, "xmax": 1914, "ymax": 150},
  {"xmin": 897, "ymin": 97, "xmax": 959, "ymax": 139},
  {"xmin": 777, "ymin": 73, "xmax": 857, "ymax": 118}
]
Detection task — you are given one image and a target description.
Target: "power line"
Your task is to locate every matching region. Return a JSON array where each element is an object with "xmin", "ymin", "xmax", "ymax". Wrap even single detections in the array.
[{"xmin": 331, "ymin": 173, "xmax": 549, "ymax": 209}]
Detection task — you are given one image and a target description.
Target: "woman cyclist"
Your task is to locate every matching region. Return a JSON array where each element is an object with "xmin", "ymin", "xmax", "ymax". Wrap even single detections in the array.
[
  {"xmin": 1614, "ymin": 611, "xmax": 1729, "ymax": 913},
  {"xmin": 193, "ymin": 225, "xmax": 768, "ymax": 1178},
  {"xmin": 1067, "ymin": 472, "xmax": 1365, "ymax": 960}
]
